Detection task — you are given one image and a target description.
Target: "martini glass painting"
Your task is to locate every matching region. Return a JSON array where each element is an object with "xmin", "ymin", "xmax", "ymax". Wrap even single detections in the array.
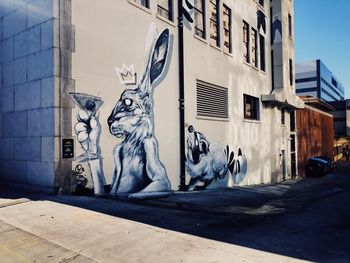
[{"xmin": 69, "ymin": 92, "xmax": 104, "ymax": 162}]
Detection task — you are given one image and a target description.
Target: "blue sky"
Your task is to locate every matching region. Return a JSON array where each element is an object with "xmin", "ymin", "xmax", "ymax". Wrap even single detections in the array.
[{"xmin": 294, "ymin": 0, "xmax": 350, "ymax": 98}]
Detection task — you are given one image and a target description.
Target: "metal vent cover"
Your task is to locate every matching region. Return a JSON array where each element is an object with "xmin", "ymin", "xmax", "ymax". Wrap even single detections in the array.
[{"xmin": 196, "ymin": 80, "xmax": 229, "ymax": 119}]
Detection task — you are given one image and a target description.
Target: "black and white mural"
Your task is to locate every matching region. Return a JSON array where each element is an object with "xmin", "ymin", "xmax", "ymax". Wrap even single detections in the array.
[
  {"xmin": 185, "ymin": 125, "xmax": 248, "ymax": 190},
  {"xmin": 71, "ymin": 23, "xmax": 171, "ymax": 198},
  {"xmin": 107, "ymin": 25, "xmax": 171, "ymax": 198}
]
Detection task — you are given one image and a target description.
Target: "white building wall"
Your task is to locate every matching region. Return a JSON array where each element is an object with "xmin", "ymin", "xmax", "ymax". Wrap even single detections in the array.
[
  {"xmin": 71, "ymin": 0, "xmax": 180, "ymax": 191},
  {"xmin": 68, "ymin": 0, "xmax": 298, "ymax": 194}
]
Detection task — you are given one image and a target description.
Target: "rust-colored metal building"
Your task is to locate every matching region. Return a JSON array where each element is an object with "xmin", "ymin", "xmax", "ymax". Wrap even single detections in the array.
[{"xmin": 296, "ymin": 96, "xmax": 334, "ymax": 177}]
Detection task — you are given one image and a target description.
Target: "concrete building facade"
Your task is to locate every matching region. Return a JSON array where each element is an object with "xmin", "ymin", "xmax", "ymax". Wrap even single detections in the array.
[
  {"xmin": 328, "ymin": 99, "xmax": 350, "ymax": 161},
  {"xmin": 328, "ymin": 99, "xmax": 350, "ymax": 136},
  {"xmin": 0, "ymin": 0, "xmax": 65, "ymax": 190},
  {"xmin": 295, "ymin": 59, "xmax": 345, "ymax": 102},
  {"xmin": 0, "ymin": 0, "xmax": 303, "ymax": 195}
]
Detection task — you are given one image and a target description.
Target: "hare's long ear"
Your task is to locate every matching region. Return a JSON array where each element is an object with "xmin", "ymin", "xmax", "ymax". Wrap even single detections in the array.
[
  {"xmin": 141, "ymin": 23, "xmax": 158, "ymax": 76},
  {"xmin": 149, "ymin": 28, "xmax": 170, "ymax": 86}
]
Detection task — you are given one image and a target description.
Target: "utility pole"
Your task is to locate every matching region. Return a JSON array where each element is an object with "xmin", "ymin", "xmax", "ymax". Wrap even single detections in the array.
[{"xmin": 177, "ymin": 0, "xmax": 186, "ymax": 191}]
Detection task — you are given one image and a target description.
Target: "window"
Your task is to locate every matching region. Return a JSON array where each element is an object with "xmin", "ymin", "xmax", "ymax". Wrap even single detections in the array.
[
  {"xmin": 291, "ymin": 134, "xmax": 296, "ymax": 152},
  {"xmin": 131, "ymin": 0, "xmax": 149, "ymax": 8},
  {"xmin": 244, "ymin": 94, "xmax": 260, "ymax": 120},
  {"xmin": 281, "ymin": 109, "xmax": 285, "ymax": 125},
  {"xmin": 259, "ymin": 34, "xmax": 265, "ymax": 71},
  {"xmin": 197, "ymin": 80, "xmax": 228, "ymax": 119},
  {"xmin": 209, "ymin": 0, "xmax": 220, "ymax": 47},
  {"xmin": 259, "ymin": 0, "xmax": 265, "ymax": 7},
  {"xmin": 289, "ymin": 59, "xmax": 293, "ymax": 86},
  {"xmin": 332, "ymin": 77, "xmax": 338, "ymax": 87},
  {"xmin": 288, "ymin": 14, "xmax": 292, "ymax": 37},
  {"xmin": 194, "ymin": 0, "xmax": 206, "ymax": 39},
  {"xmin": 243, "ymin": 21, "xmax": 250, "ymax": 63},
  {"xmin": 290, "ymin": 110, "xmax": 295, "ymax": 131},
  {"xmin": 251, "ymin": 28, "xmax": 258, "ymax": 67},
  {"xmin": 157, "ymin": 0, "xmax": 173, "ymax": 21},
  {"xmin": 222, "ymin": 5, "xmax": 232, "ymax": 53}
]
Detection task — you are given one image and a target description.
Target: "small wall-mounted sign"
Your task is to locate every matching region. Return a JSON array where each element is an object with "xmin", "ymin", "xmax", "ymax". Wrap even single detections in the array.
[{"xmin": 62, "ymin": 139, "xmax": 74, "ymax": 159}]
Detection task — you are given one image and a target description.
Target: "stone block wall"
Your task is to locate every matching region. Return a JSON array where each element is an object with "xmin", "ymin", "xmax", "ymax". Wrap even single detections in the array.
[{"xmin": 0, "ymin": 0, "xmax": 60, "ymax": 189}]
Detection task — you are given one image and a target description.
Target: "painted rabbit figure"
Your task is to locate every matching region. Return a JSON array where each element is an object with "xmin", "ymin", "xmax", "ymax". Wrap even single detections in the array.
[
  {"xmin": 107, "ymin": 25, "xmax": 171, "ymax": 198},
  {"xmin": 74, "ymin": 24, "xmax": 171, "ymax": 198}
]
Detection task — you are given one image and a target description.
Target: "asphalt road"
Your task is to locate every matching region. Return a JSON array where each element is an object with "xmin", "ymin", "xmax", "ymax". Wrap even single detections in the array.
[{"xmin": 0, "ymin": 162, "xmax": 349, "ymax": 262}]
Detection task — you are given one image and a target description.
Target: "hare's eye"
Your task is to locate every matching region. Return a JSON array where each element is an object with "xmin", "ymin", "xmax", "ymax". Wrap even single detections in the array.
[{"xmin": 123, "ymin": 98, "xmax": 133, "ymax": 107}]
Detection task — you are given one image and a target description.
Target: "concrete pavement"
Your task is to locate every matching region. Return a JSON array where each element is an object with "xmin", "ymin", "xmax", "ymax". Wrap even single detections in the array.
[
  {"xmin": 0, "ymin": 160, "xmax": 349, "ymax": 262},
  {"xmin": 0, "ymin": 218, "xmax": 96, "ymax": 263},
  {"xmin": 0, "ymin": 197, "xmax": 307, "ymax": 263}
]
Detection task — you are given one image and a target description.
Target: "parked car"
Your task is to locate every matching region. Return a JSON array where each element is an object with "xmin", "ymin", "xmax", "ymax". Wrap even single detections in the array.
[
  {"xmin": 314, "ymin": 155, "xmax": 334, "ymax": 172},
  {"xmin": 305, "ymin": 157, "xmax": 330, "ymax": 177}
]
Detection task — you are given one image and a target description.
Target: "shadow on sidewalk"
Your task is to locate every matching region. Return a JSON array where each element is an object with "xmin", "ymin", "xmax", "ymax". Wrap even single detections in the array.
[{"xmin": 1, "ymin": 162, "xmax": 350, "ymax": 262}]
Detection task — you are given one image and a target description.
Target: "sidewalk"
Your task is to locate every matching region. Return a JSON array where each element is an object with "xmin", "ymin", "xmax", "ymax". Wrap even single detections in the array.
[
  {"xmin": 0, "ymin": 161, "xmax": 349, "ymax": 262},
  {"xmin": 0, "ymin": 219, "xmax": 96, "ymax": 263},
  {"xmin": 0, "ymin": 194, "xmax": 308, "ymax": 263},
  {"xmin": 127, "ymin": 167, "xmax": 347, "ymax": 219}
]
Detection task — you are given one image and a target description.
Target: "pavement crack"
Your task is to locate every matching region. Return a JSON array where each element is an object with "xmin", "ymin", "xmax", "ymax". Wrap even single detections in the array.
[{"xmin": 0, "ymin": 198, "xmax": 31, "ymax": 208}]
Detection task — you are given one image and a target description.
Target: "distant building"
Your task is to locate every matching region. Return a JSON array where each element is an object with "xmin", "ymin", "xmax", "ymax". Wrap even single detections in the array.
[
  {"xmin": 328, "ymin": 100, "xmax": 350, "ymax": 136},
  {"xmin": 328, "ymin": 100, "xmax": 350, "ymax": 160},
  {"xmin": 296, "ymin": 96, "xmax": 334, "ymax": 176},
  {"xmin": 295, "ymin": 60, "xmax": 344, "ymax": 102}
]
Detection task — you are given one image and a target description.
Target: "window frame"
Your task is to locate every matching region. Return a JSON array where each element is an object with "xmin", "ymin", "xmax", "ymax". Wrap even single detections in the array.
[
  {"xmin": 222, "ymin": 4, "xmax": 232, "ymax": 53},
  {"xmin": 288, "ymin": 13, "xmax": 293, "ymax": 38},
  {"xmin": 130, "ymin": 0, "xmax": 150, "ymax": 9},
  {"xmin": 289, "ymin": 58, "xmax": 293, "ymax": 86},
  {"xmin": 157, "ymin": 0, "xmax": 174, "ymax": 22},
  {"xmin": 244, "ymin": 94, "xmax": 260, "ymax": 121},
  {"xmin": 251, "ymin": 28, "xmax": 258, "ymax": 68},
  {"xmin": 243, "ymin": 21, "xmax": 250, "ymax": 63},
  {"xmin": 209, "ymin": 0, "xmax": 220, "ymax": 47},
  {"xmin": 259, "ymin": 34, "xmax": 266, "ymax": 71},
  {"xmin": 194, "ymin": 0, "xmax": 206, "ymax": 39}
]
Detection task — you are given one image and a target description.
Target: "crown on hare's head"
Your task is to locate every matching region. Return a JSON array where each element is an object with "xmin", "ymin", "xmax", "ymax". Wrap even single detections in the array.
[{"xmin": 115, "ymin": 64, "xmax": 137, "ymax": 85}]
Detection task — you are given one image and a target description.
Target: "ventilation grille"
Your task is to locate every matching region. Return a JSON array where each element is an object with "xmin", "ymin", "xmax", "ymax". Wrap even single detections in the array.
[{"xmin": 196, "ymin": 80, "xmax": 229, "ymax": 119}]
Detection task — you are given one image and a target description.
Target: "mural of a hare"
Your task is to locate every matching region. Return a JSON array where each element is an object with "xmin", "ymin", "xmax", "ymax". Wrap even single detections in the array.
[
  {"xmin": 108, "ymin": 25, "xmax": 171, "ymax": 198},
  {"xmin": 74, "ymin": 24, "xmax": 171, "ymax": 198}
]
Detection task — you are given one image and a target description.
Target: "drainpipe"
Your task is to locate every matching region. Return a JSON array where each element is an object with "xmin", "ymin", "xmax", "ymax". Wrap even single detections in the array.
[{"xmin": 177, "ymin": 1, "xmax": 186, "ymax": 191}]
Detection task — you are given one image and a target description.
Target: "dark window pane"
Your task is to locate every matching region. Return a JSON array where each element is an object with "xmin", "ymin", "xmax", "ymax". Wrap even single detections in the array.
[
  {"xmin": 259, "ymin": 34, "xmax": 265, "ymax": 71},
  {"xmin": 132, "ymin": 0, "xmax": 149, "ymax": 8},
  {"xmin": 244, "ymin": 94, "xmax": 260, "ymax": 120},
  {"xmin": 289, "ymin": 59, "xmax": 293, "ymax": 86},
  {"xmin": 288, "ymin": 14, "xmax": 292, "ymax": 37},
  {"xmin": 157, "ymin": 0, "xmax": 173, "ymax": 21}
]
